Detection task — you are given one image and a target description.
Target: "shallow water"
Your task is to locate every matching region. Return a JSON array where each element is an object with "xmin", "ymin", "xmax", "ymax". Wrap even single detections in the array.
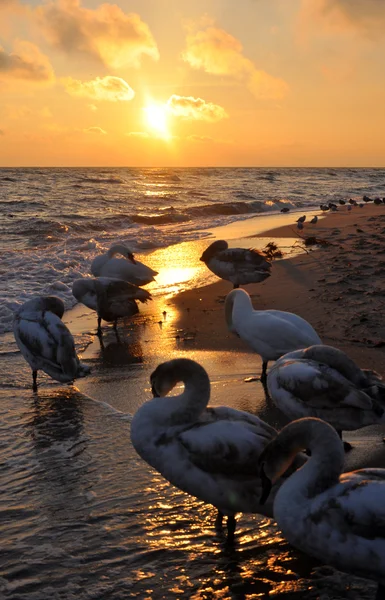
[{"xmin": 1, "ymin": 295, "xmax": 383, "ymax": 600}]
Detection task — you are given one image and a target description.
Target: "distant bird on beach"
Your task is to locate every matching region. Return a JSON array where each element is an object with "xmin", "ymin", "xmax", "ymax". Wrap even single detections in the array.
[
  {"xmin": 320, "ymin": 204, "xmax": 329, "ymax": 211},
  {"xmin": 296, "ymin": 215, "xmax": 306, "ymax": 223},
  {"xmin": 91, "ymin": 243, "xmax": 158, "ymax": 286},
  {"xmin": 347, "ymin": 204, "xmax": 352, "ymax": 211},
  {"xmin": 131, "ymin": 358, "xmax": 305, "ymax": 542},
  {"xmin": 72, "ymin": 277, "xmax": 151, "ymax": 334},
  {"xmin": 224, "ymin": 289, "xmax": 322, "ymax": 382},
  {"xmin": 13, "ymin": 296, "xmax": 90, "ymax": 392},
  {"xmin": 338, "ymin": 199, "xmax": 346, "ymax": 205},
  {"xmin": 349, "ymin": 199, "xmax": 358, "ymax": 206},
  {"xmin": 258, "ymin": 417, "xmax": 385, "ymax": 600},
  {"xmin": 309, "ymin": 216, "xmax": 318, "ymax": 225},
  {"xmin": 374, "ymin": 197, "xmax": 383, "ymax": 205},
  {"xmin": 280, "ymin": 207, "xmax": 290, "ymax": 213},
  {"xmin": 267, "ymin": 344, "xmax": 385, "ymax": 450},
  {"xmin": 199, "ymin": 240, "xmax": 271, "ymax": 288},
  {"xmin": 363, "ymin": 195, "xmax": 372, "ymax": 202},
  {"xmin": 297, "ymin": 221, "xmax": 304, "ymax": 231}
]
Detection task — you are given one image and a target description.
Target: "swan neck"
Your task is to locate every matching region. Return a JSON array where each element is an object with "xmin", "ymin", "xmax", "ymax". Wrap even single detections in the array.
[
  {"xmin": 108, "ymin": 244, "xmax": 127, "ymax": 258},
  {"xmin": 275, "ymin": 420, "xmax": 344, "ymax": 506},
  {"xmin": 155, "ymin": 362, "xmax": 210, "ymax": 426}
]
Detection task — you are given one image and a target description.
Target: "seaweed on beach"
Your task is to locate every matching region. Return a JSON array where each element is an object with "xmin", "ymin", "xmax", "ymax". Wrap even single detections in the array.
[
  {"xmin": 262, "ymin": 241, "xmax": 283, "ymax": 259},
  {"xmin": 302, "ymin": 236, "xmax": 332, "ymax": 247}
]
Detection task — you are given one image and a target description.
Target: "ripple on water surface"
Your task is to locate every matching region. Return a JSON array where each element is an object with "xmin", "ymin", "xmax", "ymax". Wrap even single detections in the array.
[{"xmin": 0, "ymin": 386, "xmax": 378, "ymax": 600}]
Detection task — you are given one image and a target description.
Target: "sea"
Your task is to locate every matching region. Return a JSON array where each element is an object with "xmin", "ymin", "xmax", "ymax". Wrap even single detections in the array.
[{"xmin": 1, "ymin": 167, "xmax": 384, "ymax": 599}]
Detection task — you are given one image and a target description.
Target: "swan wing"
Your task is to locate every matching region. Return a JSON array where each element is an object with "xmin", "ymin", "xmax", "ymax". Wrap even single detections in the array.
[
  {"xmin": 219, "ymin": 248, "xmax": 271, "ymax": 270},
  {"xmin": 14, "ymin": 311, "xmax": 83, "ymax": 379},
  {"xmin": 311, "ymin": 470, "xmax": 385, "ymax": 539},
  {"xmin": 178, "ymin": 419, "xmax": 273, "ymax": 475},
  {"xmin": 271, "ymin": 359, "xmax": 376, "ymax": 411},
  {"xmin": 101, "ymin": 278, "xmax": 151, "ymax": 303},
  {"xmin": 238, "ymin": 312, "xmax": 321, "ymax": 357},
  {"xmin": 98, "ymin": 258, "xmax": 156, "ymax": 285},
  {"xmin": 203, "ymin": 406, "xmax": 277, "ymax": 437}
]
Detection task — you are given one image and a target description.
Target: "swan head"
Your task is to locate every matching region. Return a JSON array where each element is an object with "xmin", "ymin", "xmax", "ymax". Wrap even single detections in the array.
[
  {"xmin": 258, "ymin": 417, "xmax": 343, "ymax": 504},
  {"xmin": 18, "ymin": 296, "xmax": 65, "ymax": 318},
  {"xmin": 150, "ymin": 358, "xmax": 209, "ymax": 398},
  {"xmin": 108, "ymin": 243, "xmax": 136, "ymax": 264},
  {"xmin": 72, "ymin": 278, "xmax": 96, "ymax": 301},
  {"xmin": 200, "ymin": 240, "xmax": 228, "ymax": 263}
]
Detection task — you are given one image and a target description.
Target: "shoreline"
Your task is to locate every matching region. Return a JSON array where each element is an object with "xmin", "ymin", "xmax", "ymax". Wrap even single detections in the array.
[{"xmin": 73, "ymin": 201, "xmax": 385, "ymax": 465}]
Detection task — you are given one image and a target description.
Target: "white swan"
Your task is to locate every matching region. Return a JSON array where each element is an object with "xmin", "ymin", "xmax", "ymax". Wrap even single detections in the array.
[
  {"xmin": 130, "ymin": 358, "xmax": 305, "ymax": 541},
  {"xmin": 13, "ymin": 296, "xmax": 91, "ymax": 392},
  {"xmin": 200, "ymin": 240, "xmax": 271, "ymax": 288},
  {"xmin": 259, "ymin": 417, "xmax": 385, "ymax": 599},
  {"xmin": 267, "ymin": 344, "xmax": 385, "ymax": 450},
  {"xmin": 72, "ymin": 277, "xmax": 151, "ymax": 333},
  {"xmin": 91, "ymin": 243, "xmax": 158, "ymax": 286},
  {"xmin": 225, "ymin": 288, "xmax": 322, "ymax": 381}
]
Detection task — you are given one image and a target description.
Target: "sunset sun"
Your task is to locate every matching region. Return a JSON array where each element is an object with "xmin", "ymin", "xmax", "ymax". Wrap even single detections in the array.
[{"xmin": 143, "ymin": 103, "xmax": 170, "ymax": 138}]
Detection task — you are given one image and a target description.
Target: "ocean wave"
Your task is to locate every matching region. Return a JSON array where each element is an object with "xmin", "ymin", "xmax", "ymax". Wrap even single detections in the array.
[{"xmin": 80, "ymin": 176, "xmax": 125, "ymax": 185}]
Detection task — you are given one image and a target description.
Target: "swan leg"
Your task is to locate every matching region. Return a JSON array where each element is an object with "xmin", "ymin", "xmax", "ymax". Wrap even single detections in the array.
[
  {"xmin": 375, "ymin": 584, "xmax": 385, "ymax": 600},
  {"xmin": 215, "ymin": 510, "xmax": 224, "ymax": 530},
  {"xmin": 336, "ymin": 429, "xmax": 353, "ymax": 452},
  {"xmin": 97, "ymin": 316, "xmax": 102, "ymax": 336},
  {"xmin": 260, "ymin": 361, "xmax": 268, "ymax": 382},
  {"xmin": 226, "ymin": 515, "xmax": 236, "ymax": 543},
  {"xmin": 32, "ymin": 370, "xmax": 38, "ymax": 392}
]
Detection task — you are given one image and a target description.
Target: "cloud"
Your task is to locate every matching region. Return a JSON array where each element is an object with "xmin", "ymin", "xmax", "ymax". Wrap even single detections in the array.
[
  {"xmin": 300, "ymin": 0, "xmax": 385, "ymax": 37},
  {"xmin": 182, "ymin": 26, "xmax": 288, "ymax": 100},
  {"xmin": 37, "ymin": 0, "xmax": 159, "ymax": 68},
  {"xmin": 166, "ymin": 94, "xmax": 228, "ymax": 122},
  {"xmin": 63, "ymin": 76, "xmax": 135, "ymax": 101},
  {"xmin": 84, "ymin": 126, "xmax": 106, "ymax": 134},
  {"xmin": 0, "ymin": 40, "xmax": 54, "ymax": 81}
]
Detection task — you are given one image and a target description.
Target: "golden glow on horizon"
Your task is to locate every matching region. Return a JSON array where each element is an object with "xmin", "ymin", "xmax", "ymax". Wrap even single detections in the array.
[{"xmin": 143, "ymin": 104, "xmax": 170, "ymax": 139}]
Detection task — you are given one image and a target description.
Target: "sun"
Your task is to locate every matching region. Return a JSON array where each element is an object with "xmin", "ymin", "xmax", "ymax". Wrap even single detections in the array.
[{"xmin": 143, "ymin": 104, "xmax": 170, "ymax": 138}]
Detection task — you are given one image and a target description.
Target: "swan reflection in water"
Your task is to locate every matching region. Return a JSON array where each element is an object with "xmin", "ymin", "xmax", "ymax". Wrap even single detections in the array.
[{"xmin": 26, "ymin": 389, "xmax": 90, "ymax": 521}]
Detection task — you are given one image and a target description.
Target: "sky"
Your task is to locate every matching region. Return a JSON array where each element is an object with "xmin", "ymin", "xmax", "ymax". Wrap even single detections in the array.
[{"xmin": 1, "ymin": 0, "xmax": 385, "ymax": 167}]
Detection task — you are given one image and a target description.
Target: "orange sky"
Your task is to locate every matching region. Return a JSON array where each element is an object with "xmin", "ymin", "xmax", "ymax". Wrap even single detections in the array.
[{"xmin": 1, "ymin": 0, "xmax": 385, "ymax": 166}]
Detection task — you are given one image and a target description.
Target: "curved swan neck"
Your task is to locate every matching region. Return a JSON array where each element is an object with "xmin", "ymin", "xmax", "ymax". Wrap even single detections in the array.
[
  {"xmin": 226, "ymin": 289, "xmax": 254, "ymax": 327},
  {"xmin": 108, "ymin": 244, "xmax": 130, "ymax": 258},
  {"xmin": 153, "ymin": 359, "xmax": 211, "ymax": 425},
  {"xmin": 274, "ymin": 419, "xmax": 345, "ymax": 501}
]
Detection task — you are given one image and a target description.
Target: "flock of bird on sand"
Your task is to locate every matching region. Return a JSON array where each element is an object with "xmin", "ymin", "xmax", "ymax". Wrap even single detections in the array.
[{"xmin": 12, "ymin": 229, "xmax": 385, "ymax": 598}]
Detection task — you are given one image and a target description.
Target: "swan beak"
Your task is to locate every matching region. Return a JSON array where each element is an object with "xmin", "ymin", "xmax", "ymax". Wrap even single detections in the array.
[
  {"xmin": 151, "ymin": 384, "xmax": 160, "ymax": 398},
  {"xmin": 259, "ymin": 465, "xmax": 272, "ymax": 505}
]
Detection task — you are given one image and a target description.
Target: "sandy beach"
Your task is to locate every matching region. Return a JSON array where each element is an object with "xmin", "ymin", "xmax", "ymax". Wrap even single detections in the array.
[{"xmin": 3, "ymin": 203, "xmax": 385, "ymax": 600}]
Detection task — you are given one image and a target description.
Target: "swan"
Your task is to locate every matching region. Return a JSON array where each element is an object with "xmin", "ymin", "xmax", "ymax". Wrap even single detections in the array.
[
  {"xmin": 225, "ymin": 289, "xmax": 322, "ymax": 381},
  {"xmin": 130, "ymin": 358, "xmax": 305, "ymax": 541},
  {"xmin": 72, "ymin": 277, "xmax": 151, "ymax": 333},
  {"xmin": 259, "ymin": 417, "xmax": 385, "ymax": 600},
  {"xmin": 199, "ymin": 240, "xmax": 271, "ymax": 288},
  {"xmin": 267, "ymin": 344, "xmax": 385, "ymax": 450},
  {"xmin": 91, "ymin": 244, "xmax": 158, "ymax": 286},
  {"xmin": 13, "ymin": 296, "xmax": 91, "ymax": 392}
]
